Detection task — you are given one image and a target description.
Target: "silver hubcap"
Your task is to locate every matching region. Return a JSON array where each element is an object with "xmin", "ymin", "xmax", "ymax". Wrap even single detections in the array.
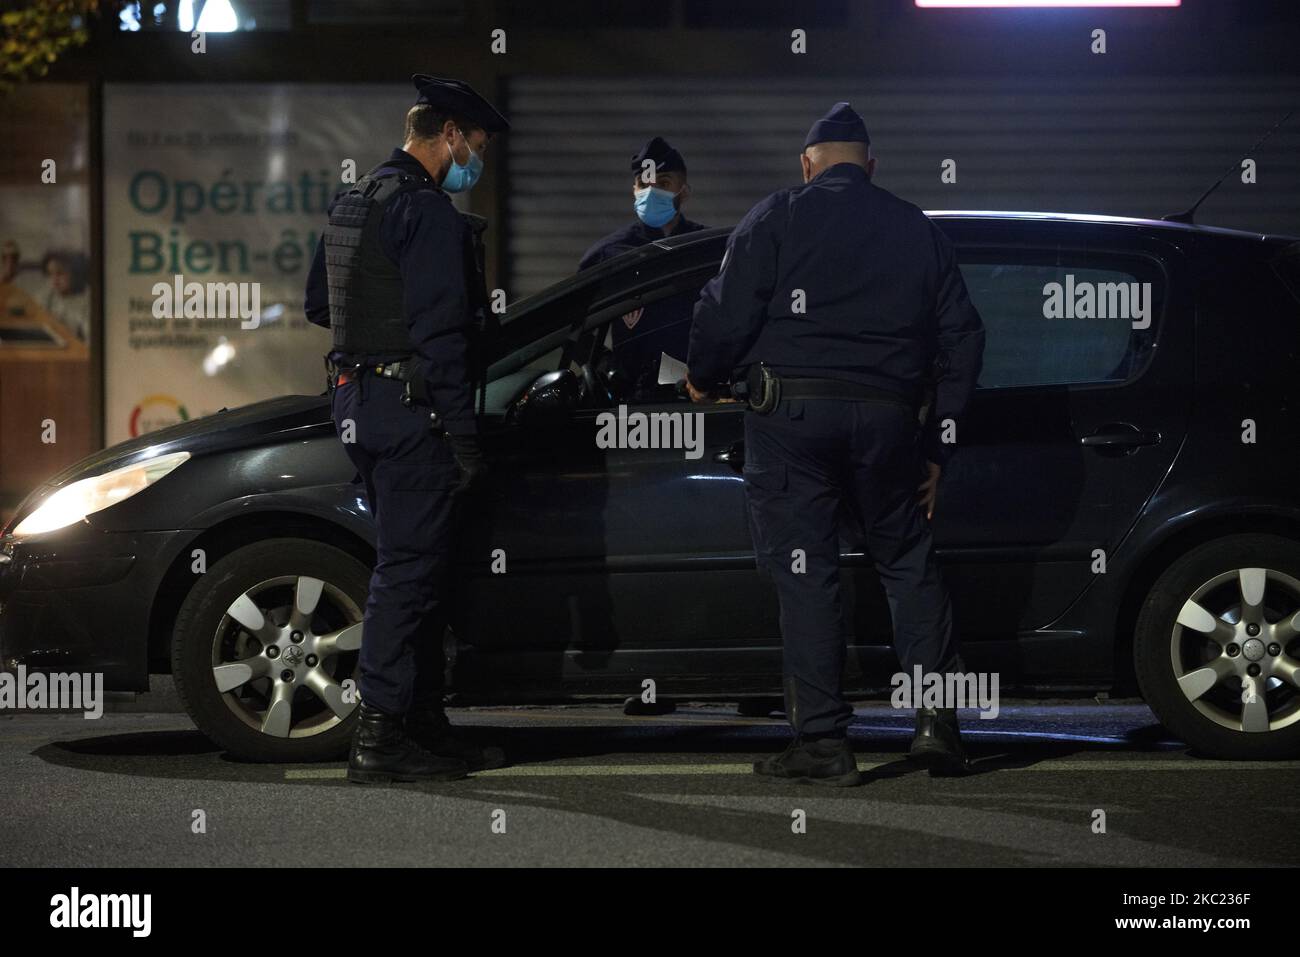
[
  {"xmin": 211, "ymin": 575, "xmax": 363, "ymax": 738},
  {"xmin": 1170, "ymin": 567, "xmax": 1300, "ymax": 733}
]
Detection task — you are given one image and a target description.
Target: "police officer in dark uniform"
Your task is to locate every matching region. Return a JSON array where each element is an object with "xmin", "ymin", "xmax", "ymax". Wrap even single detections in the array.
[
  {"xmin": 580, "ymin": 137, "xmax": 708, "ymax": 401},
  {"xmin": 304, "ymin": 75, "xmax": 508, "ymax": 784},
  {"xmin": 687, "ymin": 103, "xmax": 985, "ymax": 786}
]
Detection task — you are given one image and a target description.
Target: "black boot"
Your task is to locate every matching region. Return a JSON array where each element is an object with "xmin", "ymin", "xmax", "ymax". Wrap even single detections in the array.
[
  {"xmin": 753, "ymin": 736, "xmax": 862, "ymax": 787},
  {"xmin": 347, "ymin": 703, "xmax": 468, "ymax": 784},
  {"xmin": 909, "ymin": 707, "xmax": 970, "ymax": 775},
  {"xmin": 405, "ymin": 705, "xmax": 507, "ymax": 772}
]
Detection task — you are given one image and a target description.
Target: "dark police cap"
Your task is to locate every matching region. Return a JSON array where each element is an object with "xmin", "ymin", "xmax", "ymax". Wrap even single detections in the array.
[
  {"xmin": 630, "ymin": 136, "xmax": 686, "ymax": 177},
  {"xmin": 411, "ymin": 74, "xmax": 510, "ymax": 133},
  {"xmin": 803, "ymin": 101, "xmax": 870, "ymax": 150}
]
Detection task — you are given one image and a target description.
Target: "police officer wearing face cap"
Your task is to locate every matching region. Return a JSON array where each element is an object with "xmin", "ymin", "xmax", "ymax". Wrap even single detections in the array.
[
  {"xmin": 686, "ymin": 103, "xmax": 986, "ymax": 786},
  {"xmin": 304, "ymin": 75, "xmax": 508, "ymax": 784},
  {"xmin": 579, "ymin": 137, "xmax": 708, "ymax": 401}
]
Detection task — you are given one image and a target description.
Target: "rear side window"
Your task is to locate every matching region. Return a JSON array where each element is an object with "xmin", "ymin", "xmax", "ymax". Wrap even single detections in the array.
[{"xmin": 959, "ymin": 250, "xmax": 1164, "ymax": 390}]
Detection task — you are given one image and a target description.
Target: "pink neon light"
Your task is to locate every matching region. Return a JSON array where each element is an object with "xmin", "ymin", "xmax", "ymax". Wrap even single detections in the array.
[{"xmin": 917, "ymin": 1, "xmax": 1180, "ymax": 7}]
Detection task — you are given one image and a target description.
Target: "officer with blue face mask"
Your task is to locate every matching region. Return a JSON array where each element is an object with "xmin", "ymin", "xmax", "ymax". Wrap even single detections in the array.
[
  {"xmin": 304, "ymin": 74, "xmax": 508, "ymax": 784},
  {"xmin": 579, "ymin": 137, "xmax": 708, "ymax": 400}
]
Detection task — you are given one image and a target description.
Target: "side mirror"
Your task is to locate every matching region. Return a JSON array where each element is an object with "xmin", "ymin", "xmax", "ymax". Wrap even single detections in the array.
[{"xmin": 511, "ymin": 369, "xmax": 580, "ymax": 427}]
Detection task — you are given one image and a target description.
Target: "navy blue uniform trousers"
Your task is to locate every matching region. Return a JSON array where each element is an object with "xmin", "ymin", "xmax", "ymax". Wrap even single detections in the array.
[
  {"xmin": 331, "ymin": 375, "xmax": 459, "ymax": 715},
  {"xmin": 743, "ymin": 398, "xmax": 961, "ymax": 738}
]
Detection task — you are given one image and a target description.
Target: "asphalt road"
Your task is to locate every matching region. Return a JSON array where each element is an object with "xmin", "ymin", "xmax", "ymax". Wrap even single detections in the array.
[{"xmin": 2, "ymin": 701, "xmax": 1297, "ymax": 867}]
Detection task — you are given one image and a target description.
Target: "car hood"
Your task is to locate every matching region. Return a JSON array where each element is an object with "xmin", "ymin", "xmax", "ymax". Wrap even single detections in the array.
[{"xmin": 44, "ymin": 394, "xmax": 332, "ymax": 489}]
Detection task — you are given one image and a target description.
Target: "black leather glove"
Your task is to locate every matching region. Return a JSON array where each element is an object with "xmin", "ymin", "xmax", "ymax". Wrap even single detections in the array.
[{"xmin": 446, "ymin": 433, "xmax": 487, "ymax": 494}]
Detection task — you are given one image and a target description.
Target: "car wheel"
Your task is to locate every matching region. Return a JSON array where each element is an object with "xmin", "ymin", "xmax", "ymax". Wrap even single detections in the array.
[
  {"xmin": 1135, "ymin": 533, "xmax": 1300, "ymax": 759},
  {"xmin": 172, "ymin": 538, "xmax": 368, "ymax": 762}
]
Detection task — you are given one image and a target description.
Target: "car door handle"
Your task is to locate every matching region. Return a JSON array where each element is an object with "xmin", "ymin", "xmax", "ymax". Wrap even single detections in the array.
[
  {"xmin": 713, "ymin": 442, "xmax": 744, "ymax": 466},
  {"xmin": 1080, "ymin": 424, "xmax": 1162, "ymax": 449}
]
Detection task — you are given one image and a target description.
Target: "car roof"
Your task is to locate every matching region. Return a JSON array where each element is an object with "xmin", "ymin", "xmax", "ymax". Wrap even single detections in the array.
[
  {"xmin": 924, "ymin": 210, "xmax": 1299, "ymax": 243},
  {"xmin": 648, "ymin": 212, "xmax": 1299, "ymax": 249}
]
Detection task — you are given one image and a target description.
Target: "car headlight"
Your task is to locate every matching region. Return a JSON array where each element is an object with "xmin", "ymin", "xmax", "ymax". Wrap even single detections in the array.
[{"xmin": 11, "ymin": 451, "xmax": 191, "ymax": 537}]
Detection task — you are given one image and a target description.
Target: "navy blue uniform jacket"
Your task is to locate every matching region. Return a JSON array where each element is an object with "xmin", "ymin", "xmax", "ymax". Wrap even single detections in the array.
[
  {"xmin": 580, "ymin": 216, "xmax": 707, "ymax": 376},
  {"xmin": 305, "ymin": 148, "xmax": 476, "ymax": 436},
  {"xmin": 578, "ymin": 216, "xmax": 707, "ymax": 271},
  {"xmin": 687, "ymin": 163, "xmax": 984, "ymax": 465}
]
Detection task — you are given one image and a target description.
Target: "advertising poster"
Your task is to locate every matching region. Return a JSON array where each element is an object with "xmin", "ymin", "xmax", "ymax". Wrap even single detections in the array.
[{"xmin": 102, "ymin": 83, "xmax": 409, "ymax": 443}]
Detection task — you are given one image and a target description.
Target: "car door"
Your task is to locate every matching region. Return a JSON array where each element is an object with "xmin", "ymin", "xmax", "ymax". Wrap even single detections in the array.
[
  {"xmin": 452, "ymin": 270, "xmax": 774, "ymax": 696},
  {"xmin": 929, "ymin": 219, "xmax": 1194, "ymax": 638}
]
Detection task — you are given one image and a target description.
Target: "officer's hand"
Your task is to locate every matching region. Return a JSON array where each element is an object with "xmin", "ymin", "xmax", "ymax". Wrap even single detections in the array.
[
  {"xmin": 686, "ymin": 377, "xmax": 712, "ymax": 404},
  {"xmin": 917, "ymin": 461, "xmax": 941, "ymax": 520},
  {"xmin": 447, "ymin": 433, "xmax": 487, "ymax": 495}
]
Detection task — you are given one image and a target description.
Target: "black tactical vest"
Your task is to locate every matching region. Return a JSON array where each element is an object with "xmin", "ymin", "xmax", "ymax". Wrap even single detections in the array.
[{"xmin": 323, "ymin": 169, "xmax": 429, "ymax": 356}]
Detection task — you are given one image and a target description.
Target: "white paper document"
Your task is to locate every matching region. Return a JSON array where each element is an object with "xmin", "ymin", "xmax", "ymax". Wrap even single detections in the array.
[{"xmin": 657, "ymin": 351, "xmax": 689, "ymax": 386}]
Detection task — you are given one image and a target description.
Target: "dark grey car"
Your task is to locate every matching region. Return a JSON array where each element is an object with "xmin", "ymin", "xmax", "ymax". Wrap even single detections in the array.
[{"xmin": 3, "ymin": 212, "xmax": 1299, "ymax": 763}]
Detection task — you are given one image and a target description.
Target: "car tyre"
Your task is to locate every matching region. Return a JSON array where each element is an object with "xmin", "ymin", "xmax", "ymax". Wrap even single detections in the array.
[
  {"xmin": 1135, "ymin": 533, "xmax": 1300, "ymax": 759},
  {"xmin": 172, "ymin": 538, "xmax": 369, "ymax": 763}
]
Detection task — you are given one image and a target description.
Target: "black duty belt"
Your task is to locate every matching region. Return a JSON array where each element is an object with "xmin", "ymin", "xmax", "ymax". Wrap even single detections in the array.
[
  {"xmin": 779, "ymin": 377, "xmax": 914, "ymax": 407},
  {"xmin": 326, "ymin": 355, "xmax": 442, "ymax": 427},
  {"xmin": 325, "ymin": 356, "xmax": 410, "ymax": 379},
  {"xmin": 739, "ymin": 362, "xmax": 915, "ymax": 414},
  {"xmin": 326, "ymin": 357, "xmax": 414, "ymax": 388}
]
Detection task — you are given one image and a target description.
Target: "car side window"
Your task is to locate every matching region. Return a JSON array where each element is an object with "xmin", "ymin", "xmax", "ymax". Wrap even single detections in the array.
[
  {"xmin": 959, "ymin": 249, "xmax": 1163, "ymax": 390},
  {"xmin": 601, "ymin": 277, "xmax": 712, "ymax": 406}
]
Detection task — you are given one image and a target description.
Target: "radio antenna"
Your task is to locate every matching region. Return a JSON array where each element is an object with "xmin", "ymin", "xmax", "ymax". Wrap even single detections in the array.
[{"xmin": 1164, "ymin": 108, "xmax": 1295, "ymax": 224}]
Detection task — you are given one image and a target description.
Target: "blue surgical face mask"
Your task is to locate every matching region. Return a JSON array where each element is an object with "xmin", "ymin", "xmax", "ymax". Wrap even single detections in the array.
[
  {"xmin": 442, "ymin": 130, "xmax": 483, "ymax": 193},
  {"xmin": 634, "ymin": 186, "xmax": 679, "ymax": 228}
]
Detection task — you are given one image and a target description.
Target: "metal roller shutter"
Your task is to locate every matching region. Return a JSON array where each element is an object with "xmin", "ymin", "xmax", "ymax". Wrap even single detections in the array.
[{"xmin": 505, "ymin": 74, "xmax": 1300, "ymax": 297}]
